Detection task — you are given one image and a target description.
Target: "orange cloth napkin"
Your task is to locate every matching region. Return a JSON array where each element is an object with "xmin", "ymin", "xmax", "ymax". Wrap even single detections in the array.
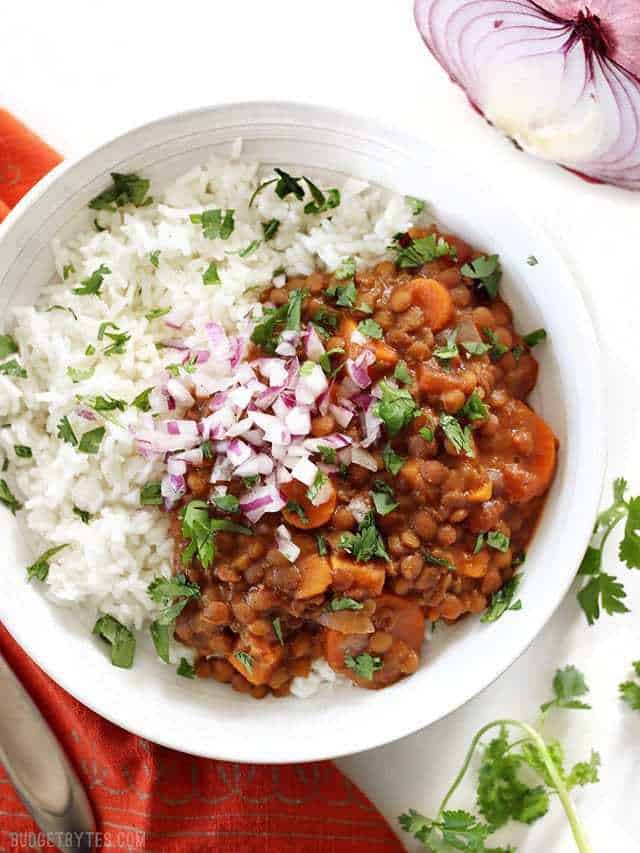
[{"xmin": 0, "ymin": 112, "xmax": 403, "ymax": 852}]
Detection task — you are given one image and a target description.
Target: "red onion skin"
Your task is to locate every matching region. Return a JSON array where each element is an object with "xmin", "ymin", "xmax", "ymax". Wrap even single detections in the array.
[{"xmin": 414, "ymin": 0, "xmax": 640, "ymax": 190}]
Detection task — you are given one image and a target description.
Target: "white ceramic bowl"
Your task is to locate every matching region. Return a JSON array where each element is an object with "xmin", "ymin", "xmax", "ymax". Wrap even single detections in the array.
[{"xmin": 0, "ymin": 102, "xmax": 605, "ymax": 763}]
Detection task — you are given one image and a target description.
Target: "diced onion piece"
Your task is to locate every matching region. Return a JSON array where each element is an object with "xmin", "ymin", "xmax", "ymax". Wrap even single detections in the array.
[
  {"xmin": 351, "ymin": 446, "xmax": 378, "ymax": 471},
  {"xmin": 276, "ymin": 524, "xmax": 300, "ymax": 563},
  {"xmin": 291, "ymin": 457, "xmax": 318, "ymax": 487}
]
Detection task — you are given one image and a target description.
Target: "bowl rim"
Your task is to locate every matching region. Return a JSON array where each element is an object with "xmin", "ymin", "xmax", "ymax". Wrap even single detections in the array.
[{"xmin": 0, "ymin": 100, "xmax": 606, "ymax": 763}]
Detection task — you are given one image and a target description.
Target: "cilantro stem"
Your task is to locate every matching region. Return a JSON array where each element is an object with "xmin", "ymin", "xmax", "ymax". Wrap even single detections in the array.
[{"xmin": 437, "ymin": 719, "xmax": 591, "ymax": 853}]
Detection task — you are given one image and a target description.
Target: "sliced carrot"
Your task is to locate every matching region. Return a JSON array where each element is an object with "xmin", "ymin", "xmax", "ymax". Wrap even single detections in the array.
[
  {"xmin": 329, "ymin": 553, "xmax": 386, "ymax": 597},
  {"xmin": 410, "ymin": 277, "xmax": 453, "ymax": 331},
  {"xmin": 323, "ymin": 629, "xmax": 368, "ymax": 672},
  {"xmin": 371, "ymin": 340, "xmax": 399, "ymax": 367},
  {"xmin": 418, "ymin": 363, "xmax": 470, "ymax": 395},
  {"xmin": 281, "ymin": 479, "xmax": 337, "ymax": 529},
  {"xmin": 295, "ymin": 554, "xmax": 332, "ymax": 599},
  {"xmin": 338, "ymin": 316, "xmax": 360, "ymax": 359},
  {"xmin": 373, "ymin": 595, "xmax": 425, "ymax": 651},
  {"xmin": 228, "ymin": 636, "xmax": 284, "ymax": 686},
  {"xmin": 481, "ymin": 399, "xmax": 557, "ymax": 503},
  {"xmin": 444, "ymin": 547, "xmax": 490, "ymax": 578}
]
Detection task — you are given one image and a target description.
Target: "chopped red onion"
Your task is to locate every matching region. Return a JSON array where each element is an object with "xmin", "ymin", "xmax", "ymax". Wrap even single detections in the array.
[
  {"xmin": 164, "ymin": 419, "xmax": 199, "ymax": 437},
  {"xmin": 285, "ymin": 405, "xmax": 311, "ymax": 436},
  {"xmin": 173, "ymin": 448, "xmax": 203, "ymax": 466},
  {"xmin": 328, "ymin": 403, "xmax": 354, "ymax": 428},
  {"xmin": 351, "ymin": 446, "xmax": 378, "ymax": 471},
  {"xmin": 76, "ymin": 407, "xmax": 97, "ymax": 421},
  {"xmin": 227, "ymin": 439, "xmax": 252, "ymax": 467},
  {"xmin": 276, "ymin": 524, "xmax": 301, "ymax": 563},
  {"xmin": 167, "ymin": 457, "xmax": 188, "ymax": 475},
  {"xmin": 303, "ymin": 434, "xmax": 352, "ymax": 452},
  {"xmin": 240, "ymin": 485, "xmax": 285, "ymax": 523},
  {"xmin": 295, "ymin": 363, "xmax": 328, "ymax": 406},
  {"xmin": 304, "ymin": 323, "xmax": 326, "ymax": 362},
  {"xmin": 166, "ymin": 379, "xmax": 195, "ymax": 408},
  {"xmin": 235, "ymin": 453, "xmax": 274, "ymax": 478},
  {"xmin": 291, "ymin": 457, "xmax": 318, "ymax": 487}
]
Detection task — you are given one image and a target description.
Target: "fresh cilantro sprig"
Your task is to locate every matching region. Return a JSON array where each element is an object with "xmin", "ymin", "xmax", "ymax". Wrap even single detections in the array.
[
  {"xmin": 391, "ymin": 233, "xmax": 456, "ymax": 269},
  {"xmin": 180, "ymin": 499, "xmax": 250, "ymax": 570},
  {"xmin": 147, "ymin": 573, "xmax": 201, "ymax": 663},
  {"xmin": 89, "ymin": 173, "xmax": 152, "ymax": 211},
  {"xmin": 374, "ymin": 382, "xmax": 419, "ymax": 438},
  {"xmin": 93, "ymin": 614, "xmax": 136, "ymax": 668},
  {"xmin": 399, "ymin": 667, "xmax": 598, "ymax": 853},
  {"xmin": 619, "ymin": 660, "xmax": 640, "ymax": 711},
  {"xmin": 461, "ymin": 255, "xmax": 501, "ymax": 300},
  {"xmin": 250, "ymin": 288, "xmax": 306, "ymax": 354},
  {"xmin": 576, "ymin": 477, "xmax": 639, "ymax": 625}
]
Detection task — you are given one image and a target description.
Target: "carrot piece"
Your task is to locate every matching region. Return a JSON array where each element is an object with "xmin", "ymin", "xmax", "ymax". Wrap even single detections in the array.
[
  {"xmin": 371, "ymin": 340, "xmax": 399, "ymax": 367},
  {"xmin": 295, "ymin": 555, "xmax": 332, "ymax": 599},
  {"xmin": 410, "ymin": 277, "xmax": 453, "ymax": 331},
  {"xmin": 281, "ymin": 479, "xmax": 337, "ymax": 529},
  {"xmin": 229, "ymin": 636, "xmax": 284, "ymax": 686},
  {"xmin": 329, "ymin": 553, "xmax": 386, "ymax": 597},
  {"xmin": 481, "ymin": 399, "xmax": 557, "ymax": 503},
  {"xmin": 338, "ymin": 316, "xmax": 360, "ymax": 359},
  {"xmin": 418, "ymin": 363, "xmax": 470, "ymax": 395},
  {"xmin": 373, "ymin": 595, "xmax": 425, "ymax": 651},
  {"xmin": 323, "ymin": 629, "xmax": 368, "ymax": 672}
]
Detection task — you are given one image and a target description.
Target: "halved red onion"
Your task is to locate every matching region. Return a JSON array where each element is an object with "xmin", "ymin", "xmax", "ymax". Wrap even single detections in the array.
[
  {"xmin": 275, "ymin": 524, "xmax": 301, "ymax": 563},
  {"xmin": 414, "ymin": 0, "xmax": 640, "ymax": 189}
]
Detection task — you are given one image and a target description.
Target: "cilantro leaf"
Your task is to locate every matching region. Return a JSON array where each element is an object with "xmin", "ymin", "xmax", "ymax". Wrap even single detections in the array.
[
  {"xmin": 73, "ymin": 264, "xmax": 110, "ymax": 296},
  {"xmin": 149, "ymin": 250, "xmax": 160, "ymax": 268},
  {"xmin": 540, "ymin": 666, "xmax": 591, "ymax": 713},
  {"xmin": 461, "ymin": 390, "xmax": 489, "ymax": 422},
  {"xmin": 522, "ymin": 328, "xmax": 547, "ymax": 347},
  {"xmin": 483, "ymin": 328, "xmax": 509, "ymax": 362},
  {"xmin": 177, "ymin": 658, "xmax": 196, "ymax": 678},
  {"xmin": 619, "ymin": 495, "xmax": 640, "ymax": 569},
  {"xmin": 329, "ymin": 597, "xmax": 363, "ymax": 612},
  {"xmin": 461, "ymin": 340, "xmax": 492, "ymax": 357},
  {"xmin": 382, "ymin": 443, "xmax": 405, "ymax": 475},
  {"xmin": 406, "ymin": 196, "xmax": 426, "ymax": 215},
  {"xmin": 326, "ymin": 280, "xmax": 357, "ymax": 307},
  {"xmin": 433, "ymin": 330, "xmax": 459, "ymax": 362},
  {"xmin": 481, "ymin": 575, "xmax": 522, "ymax": 623},
  {"xmin": 46, "ymin": 304, "xmax": 78, "ymax": 320},
  {"xmin": 211, "ymin": 494, "xmax": 240, "ymax": 513},
  {"xmin": 371, "ymin": 480, "xmax": 398, "ymax": 516},
  {"xmin": 57, "ymin": 416, "xmax": 78, "ymax": 447},
  {"xmin": 339, "ymin": 511, "xmax": 389, "ymax": 562},
  {"xmin": 234, "ymin": 650, "xmax": 254, "ymax": 675},
  {"xmin": 0, "ymin": 359, "xmax": 27, "ymax": 378},
  {"xmin": 345, "ymin": 652, "xmax": 382, "ymax": 681},
  {"xmin": 93, "ymin": 614, "xmax": 136, "ymax": 668},
  {"xmin": 316, "ymin": 534, "xmax": 328, "ymax": 556},
  {"xmin": 26, "ymin": 544, "xmax": 69, "ymax": 581},
  {"xmin": 487, "ymin": 531, "xmax": 510, "ymax": 552},
  {"xmin": 131, "ymin": 387, "xmax": 154, "ymax": 412},
  {"xmin": 67, "ymin": 366, "xmax": 95, "ymax": 383},
  {"xmin": 357, "ymin": 318, "xmax": 383, "ymax": 339},
  {"xmin": 262, "ymin": 218, "xmax": 280, "ymax": 241},
  {"xmin": 393, "ymin": 361, "xmax": 412, "ymax": 384},
  {"xmin": 203, "ymin": 262, "xmax": 220, "ymax": 285},
  {"xmin": 14, "ymin": 445, "xmax": 32, "ymax": 459},
  {"xmin": 285, "ymin": 500, "xmax": 308, "ymax": 524},
  {"xmin": 619, "ymin": 679, "xmax": 640, "ymax": 711},
  {"xmin": 392, "ymin": 233, "xmax": 456, "ymax": 269},
  {"xmin": 89, "ymin": 173, "xmax": 151, "ymax": 211},
  {"xmin": 272, "ymin": 616, "xmax": 284, "ymax": 646},
  {"xmin": 73, "ymin": 505, "xmax": 91, "ymax": 524},
  {"xmin": 78, "ymin": 426, "xmax": 105, "ymax": 454},
  {"xmin": 334, "ymin": 257, "xmax": 356, "ymax": 280},
  {"xmin": 274, "ymin": 168, "xmax": 304, "ymax": 201},
  {"xmin": 439, "ymin": 413, "xmax": 475, "ymax": 457},
  {"xmin": 250, "ymin": 288, "xmax": 306, "ymax": 354},
  {"xmin": 303, "ymin": 178, "xmax": 340, "ymax": 214},
  {"xmin": 0, "ymin": 335, "xmax": 18, "ymax": 360},
  {"xmin": 461, "ymin": 255, "xmax": 501, "ymax": 300},
  {"xmin": 374, "ymin": 381, "xmax": 419, "ymax": 437},
  {"xmin": 148, "ymin": 573, "xmax": 201, "ymax": 663}
]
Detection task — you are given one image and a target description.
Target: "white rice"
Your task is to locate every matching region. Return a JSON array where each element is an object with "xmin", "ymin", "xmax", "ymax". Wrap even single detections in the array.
[{"xmin": 0, "ymin": 151, "xmax": 417, "ymax": 687}]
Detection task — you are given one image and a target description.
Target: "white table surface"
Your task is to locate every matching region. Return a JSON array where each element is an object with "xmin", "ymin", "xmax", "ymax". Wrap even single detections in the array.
[{"xmin": 2, "ymin": 1, "xmax": 640, "ymax": 850}]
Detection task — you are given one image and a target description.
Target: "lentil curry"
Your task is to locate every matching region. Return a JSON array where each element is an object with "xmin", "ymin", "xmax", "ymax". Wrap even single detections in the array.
[{"xmin": 170, "ymin": 225, "xmax": 557, "ymax": 699}]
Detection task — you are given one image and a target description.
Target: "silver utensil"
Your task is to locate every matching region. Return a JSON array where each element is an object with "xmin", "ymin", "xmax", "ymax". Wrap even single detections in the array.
[{"xmin": 0, "ymin": 651, "xmax": 96, "ymax": 851}]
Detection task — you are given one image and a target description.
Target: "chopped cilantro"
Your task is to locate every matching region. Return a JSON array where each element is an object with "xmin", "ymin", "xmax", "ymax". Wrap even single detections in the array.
[
  {"xmin": 307, "ymin": 471, "xmax": 328, "ymax": 504},
  {"xmin": 73, "ymin": 505, "xmax": 92, "ymax": 524},
  {"xmin": 382, "ymin": 443, "xmax": 406, "ymax": 475},
  {"xmin": 392, "ymin": 233, "xmax": 456, "ymax": 268},
  {"xmin": 419, "ymin": 425, "xmax": 435, "ymax": 442},
  {"xmin": 273, "ymin": 168, "xmax": 305, "ymax": 201},
  {"xmin": 481, "ymin": 575, "xmax": 522, "ymax": 623},
  {"xmin": 461, "ymin": 254, "xmax": 501, "ymax": 300},
  {"xmin": 0, "ymin": 335, "xmax": 18, "ymax": 360},
  {"xmin": 77, "ymin": 427, "xmax": 105, "ymax": 454},
  {"xmin": 303, "ymin": 178, "xmax": 340, "ymax": 215},
  {"xmin": 317, "ymin": 445, "xmax": 337, "ymax": 464},
  {"xmin": 234, "ymin": 650, "xmax": 254, "ymax": 675},
  {"xmin": 211, "ymin": 494, "xmax": 240, "ymax": 513},
  {"xmin": 316, "ymin": 535, "xmax": 328, "ymax": 556},
  {"xmin": 14, "ymin": 445, "xmax": 32, "ymax": 459},
  {"xmin": 334, "ymin": 257, "xmax": 357, "ymax": 281},
  {"xmin": 262, "ymin": 218, "xmax": 280, "ymax": 241},
  {"xmin": 487, "ymin": 530, "xmax": 510, "ymax": 552},
  {"xmin": 339, "ymin": 511, "xmax": 389, "ymax": 562},
  {"xmin": 527, "ymin": 255, "xmax": 539, "ymax": 266},
  {"xmin": 0, "ymin": 479, "xmax": 21, "ymax": 514},
  {"xmin": 439, "ymin": 413, "xmax": 474, "ymax": 457},
  {"xmin": 374, "ymin": 381, "xmax": 419, "ymax": 437},
  {"xmin": 203, "ymin": 262, "xmax": 221, "ymax": 285},
  {"xmin": 0, "ymin": 360, "xmax": 27, "ymax": 378},
  {"xmin": 140, "ymin": 482, "xmax": 162, "ymax": 506},
  {"xmin": 89, "ymin": 172, "xmax": 151, "ymax": 211},
  {"xmin": 190, "ymin": 208, "xmax": 235, "ymax": 240},
  {"xmin": 345, "ymin": 653, "xmax": 382, "ymax": 681},
  {"xmin": 461, "ymin": 340, "xmax": 491, "ymax": 357},
  {"xmin": 272, "ymin": 616, "xmax": 284, "ymax": 646},
  {"xmin": 393, "ymin": 361, "xmax": 412, "ymax": 385},
  {"xmin": 147, "ymin": 573, "xmax": 201, "ymax": 663},
  {"xmin": 461, "ymin": 390, "xmax": 489, "ymax": 422},
  {"xmin": 67, "ymin": 366, "xmax": 95, "ymax": 383},
  {"xmin": 57, "ymin": 416, "xmax": 78, "ymax": 447},
  {"xmin": 177, "ymin": 658, "xmax": 196, "ymax": 678},
  {"xmin": 62, "ymin": 263, "xmax": 75, "ymax": 280},
  {"xmin": 26, "ymin": 544, "xmax": 69, "ymax": 581},
  {"xmin": 46, "ymin": 305, "xmax": 78, "ymax": 320},
  {"xmin": 433, "ymin": 330, "xmax": 459, "ymax": 362},
  {"xmin": 330, "ymin": 597, "xmax": 363, "ymax": 612},
  {"xmin": 285, "ymin": 500, "xmax": 308, "ymax": 524},
  {"xmin": 145, "ymin": 307, "xmax": 171, "ymax": 321},
  {"xmin": 326, "ymin": 280, "xmax": 357, "ymax": 308},
  {"xmin": 406, "ymin": 196, "xmax": 426, "ymax": 215},
  {"xmin": 483, "ymin": 328, "xmax": 509, "ymax": 362},
  {"xmin": 130, "ymin": 387, "xmax": 154, "ymax": 412},
  {"xmin": 250, "ymin": 288, "xmax": 306, "ymax": 353},
  {"xmin": 371, "ymin": 480, "xmax": 398, "ymax": 516},
  {"xmin": 357, "ymin": 319, "xmax": 383, "ymax": 339},
  {"xmin": 93, "ymin": 614, "xmax": 136, "ymax": 668},
  {"xmin": 523, "ymin": 328, "xmax": 547, "ymax": 347},
  {"xmin": 72, "ymin": 264, "xmax": 110, "ymax": 296},
  {"xmin": 149, "ymin": 250, "xmax": 160, "ymax": 268}
]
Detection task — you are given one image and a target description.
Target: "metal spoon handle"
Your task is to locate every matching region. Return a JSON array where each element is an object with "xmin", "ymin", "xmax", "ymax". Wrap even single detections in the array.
[{"xmin": 0, "ymin": 651, "xmax": 95, "ymax": 851}]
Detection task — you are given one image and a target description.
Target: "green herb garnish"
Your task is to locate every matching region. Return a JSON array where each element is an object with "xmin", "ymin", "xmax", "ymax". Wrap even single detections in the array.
[
  {"xmin": 523, "ymin": 328, "xmax": 547, "ymax": 347},
  {"xmin": 481, "ymin": 575, "xmax": 522, "ymax": 623},
  {"xmin": 392, "ymin": 233, "xmax": 456, "ymax": 269},
  {"xmin": 461, "ymin": 390, "xmax": 489, "ymax": 422},
  {"xmin": 131, "ymin": 387, "xmax": 154, "ymax": 412},
  {"xmin": 14, "ymin": 445, "xmax": 32, "ymax": 459},
  {"xmin": 203, "ymin": 262, "xmax": 221, "ymax": 285},
  {"xmin": 177, "ymin": 658, "xmax": 196, "ymax": 678},
  {"xmin": 78, "ymin": 427, "xmax": 105, "ymax": 454},
  {"xmin": 406, "ymin": 196, "xmax": 426, "ymax": 215},
  {"xmin": 0, "ymin": 335, "xmax": 18, "ymax": 359},
  {"xmin": 371, "ymin": 480, "xmax": 398, "ymax": 516},
  {"xmin": 190, "ymin": 208, "xmax": 235, "ymax": 240},
  {"xmin": 89, "ymin": 172, "xmax": 151, "ymax": 211},
  {"xmin": 345, "ymin": 653, "xmax": 382, "ymax": 681},
  {"xmin": 93, "ymin": 614, "xmax": 136, "ymax": 668},
  {"xmin": 374, "ymin": 381, "xmax": 419, "ymax": 437},
  {"xmin": 461, "ymin": 254, "xmax": 501, "ymax": 300},
  {"xmin": 67, "ymin": 366, "xmax": 95, "ymax": 383},
  {"xmin": 211, "ymin": 494, "xmax": 240, "ymax": 513},
  {"xmin": 0, "ymin": 360, "xmax": 27, "ymax": 378},
  {"xmin": 73, "ymin": 505, "xmax": 91, "ymax": 524},
  {"xmin": 57, "ymin": 416, "xmax": 78, "ymax": 447},
  {"xmin": 382, "ymin": 443, "xmax": 405, "ymax": 475},
  {"xmin": 439, "ymin": 413, "xmax": 474, "ymax": 457},
  {"xmin": 330, "ymin": 597, "xmax": 363, "ymax": 612},
  {"xmin": 0, "ymin": 479, "xmax": 21, "ymax": 514},
  {"xmin": 72, "ymin": 264, "xmax": 110, "ymax": 296},
  {"xmin": 339, "ymin": 511, "xmax": 389, "ymax": 562},
  {"xmin": 357, "ymin": 319, "xmax": 383, "ymax": 339},
  {"xmin": 26, "ymin": 543, "xmax": 69, "ymax": 581}
]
